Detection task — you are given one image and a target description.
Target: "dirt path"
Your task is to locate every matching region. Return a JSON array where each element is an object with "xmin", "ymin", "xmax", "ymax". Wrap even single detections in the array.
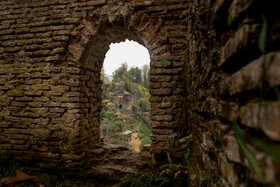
[{"xmin": 129, "ymin": 122, "xmax": 141, "ymax": 152}]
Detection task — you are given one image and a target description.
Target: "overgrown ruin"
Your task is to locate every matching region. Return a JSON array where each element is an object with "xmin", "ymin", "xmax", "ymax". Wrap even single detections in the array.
[{"xmin": 0, "ymin": 0, "xmax": 280, "ymax": 186}]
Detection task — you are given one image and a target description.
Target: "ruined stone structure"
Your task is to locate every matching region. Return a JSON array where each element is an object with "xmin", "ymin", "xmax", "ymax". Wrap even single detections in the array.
[
  {"xmin": 0, "ymin": 0, "xmax": 187, "ymax": 166},
  {"xmin": 0, "ymin": 0, "xmax": 280, "ymax": 185}
]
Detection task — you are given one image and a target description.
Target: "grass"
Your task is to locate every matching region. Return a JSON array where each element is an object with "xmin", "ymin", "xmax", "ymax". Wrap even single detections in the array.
[
  {"xmin": 140, "ymin": 137, "xmax": 151, "ymax": 150},
  {"xmin": 252, "ymin": 139, "xmax": 280, "ymax": 162},
  {"xmin": 232, "ymin": 122, "xmax": 265, "ymax": 183},
  {"xmin": 138, "ymin": 121, "xmax": 150, "ymax": 140},
  {"xmin": 0, "ymin": 151, "xmax": 21, "ymax": 178}
]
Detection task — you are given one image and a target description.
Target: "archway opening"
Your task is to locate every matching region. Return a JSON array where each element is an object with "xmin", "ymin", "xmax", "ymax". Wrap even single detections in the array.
[{"xmin": 100, "ymin": 39, "xmax": 151, "ymax": 152}]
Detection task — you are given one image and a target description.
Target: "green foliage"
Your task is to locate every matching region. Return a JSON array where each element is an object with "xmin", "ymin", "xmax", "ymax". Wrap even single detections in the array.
[
  {"xmin": 252, "ymin": 139, "xmax": 280, "ymax": 161},
  {"xmin": 0, "ymin": 151, "xmax": 20, "ymax": 178},
  {"xmin": 101, "ymin": 63, "xmax": 150, "ymax": 150},
  {"xmin": 183, "ymin": 148, "xmax": 190, "ymax": 160},
  {"xmin": 120, "ymin": 173, "xmax": 170, "ymax": 187},
  {"xmin": 138, "ymin": 121, "xmax": 150, "ymax": 140},
  {"xmin": 113, "ymin": 62, "xmax": 129, "ymax": 81},
  {"xmin": 140, "ymin": 137, "xmax": 151, "ymax": 150},
  {"xmin": 138, "ymin": 118, "xmax": 151, "ymax": 150},
  {"xmin": 142, "ymin": 64, "xmax": 150, "ymax": 89},
  {"xmin": 232, "ymin": 122, "xmax": 265, "ymax": 182},
  {"xmin": 178, "ymin": 134, "xmax": 193, "ymax": 149},
  {"xmin": 161, "ymin": 59, "xmax": 166, "ymax": 67},
  {"xmin": 137, "ymin": 97, "xmax": 150, "ymax": 112},
  {"xmin": 215, "ymin": 130, "xmax": 235, "ymax": 175},
  {"xmin": 129, "ymin": 67, "xmax": 142, "ymax": 84},
  {"xmin": 160, "ymin": 152, "xmax": 186, "ymax": 170},
  {"xmin": 258, "ymin": 15, "xmax": 268, "ymax": 54},
  {"xmin": 198, "ymin": 172, "xmax": 225, "ymax": 183}
]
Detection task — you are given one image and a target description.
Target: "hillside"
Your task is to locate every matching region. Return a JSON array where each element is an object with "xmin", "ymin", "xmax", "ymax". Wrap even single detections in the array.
[{"xmin": 100, "ymin": 63, "xmax": 151, "ymax": 152}]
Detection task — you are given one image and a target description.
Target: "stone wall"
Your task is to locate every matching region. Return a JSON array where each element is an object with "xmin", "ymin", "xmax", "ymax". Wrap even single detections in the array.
[
  {"xmin": 0, "ymin": 0, "xmax": 188, "ymax": 168},
  {"xmin": 1, "ymin": 0, "xmax": 280, "ymax": 185},
  {"xmin": 186, "ymin": 0, "xmax": 280, "ymax": 185}
]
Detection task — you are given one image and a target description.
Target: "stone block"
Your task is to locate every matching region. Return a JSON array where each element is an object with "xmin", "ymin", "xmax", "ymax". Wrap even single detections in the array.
[
  {"xmin": 151, "ymin": 142, "xmax": 170, "ymax": 153},
  {"xmin": 24, "ymin": 151, "xmax": 59, "ymax": 159},
  {"xmin": 223, "ymin": 134, "xmax": 242, "ymax": 163},
  {"xmin": 240, "ymin": 102, "xmax": 280, "ymax": 140},
  {"xmin": 150, "ymin": 76, "xmax": 172, "ymax": 82},
  {"xmin": 229, "ymin": 52, "xmax": 280, "ymax": 95},
  {"xmin": 13, "ymin": 144, "xmax": 30, "ymax": 150},
  {"xmin": 215, "ymin": 0, "xmax": 232, "ymax": 13},
  {"xmin": 7, "ymin": 90, "xmax": 24, "ymax": 97},
  {"xmin": 30, "ymin": 108, "xmax": 48, "ymax": 116},
  {"xmin": 31, "ymin": 84, "xmax": 50, "ymax": 91},
  {"xmin": 25, "ymin": 90, "xmax": 43, "ymax": 96},
  {"xmin": 32, "ymin": 145, "xmax": 48, "ymax": 152},
  {"xmin": 15, "ymin": 97, "xmax": 33, "ymax": 102},
  {"xmin": 50, "ymin": 108, "xmax": 65, "ymax": 113},
  {"xmin": 150, "ymin": 88, "xmax": 171, "ymax": 95},
  {"xmin": 34, "ymin": 97, "xmax": 50, "ymax": 102},
  {"xmin": 228, "ymin": 0, "xmax": 253, "ymax": 25},
  {"xmin": 220, "ymin": 24, "xmax": 260, "ymax": 67},
  {"xmin": 151, "ymin": 128, "xmax": 173, "ymax": 135}
]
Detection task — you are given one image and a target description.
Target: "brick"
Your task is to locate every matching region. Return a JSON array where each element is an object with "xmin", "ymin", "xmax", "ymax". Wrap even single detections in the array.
[
  {"xmin": 150, "ymin": 88, "xmax": 171, "ymax": 95},
  {"xmin": 25, "ymin": 90, "xmax": 43, "ymax": 96},
  {"xmin": 7, "ymin": 90, "xmax": 24, "ymax": 96},
  {"xmin": 31, "ymin": 84, "xmax": 50, "ymax": 91},
  {"xmin": 13, "ymin": 144, "xmax": 30, "ymax": 150},
  {"xmin": 51, "ymin": 85, "xmax": 69, "ymax": 92},
  {"xmin": 32, "ymin": 145, "xmax": 48, "ymax": 152},
  {"xmin": 53, "ymin": 35, "xmax": 69, "ymax": 41},
  {"xmin": 87, "ymin": 0, "xmax": 106, "ymax": 6},
  {"xmin": 24, "ymin": 151, "xmax": 59, "ymax": 159},
  {"xmin": 33, "ymin": 97, "xmax": 50, "ymax": 102},
  {"xmin": 150, "ymin": 76, "xmax": 172, "ymax": 82},
  {"xmin": 50, "ymin": 108, "xmax": 65, "ymax": 113},
  {"xmin": 15, "ymin": 97, "xmax": 33, "ymax": 102},
  {"xmin": 30, "ymin": 108, "xmax": 48, "ymax": 116},
  {"xmin": 0, "ymin": 29, "xmax": 14, "ymax": 35}
]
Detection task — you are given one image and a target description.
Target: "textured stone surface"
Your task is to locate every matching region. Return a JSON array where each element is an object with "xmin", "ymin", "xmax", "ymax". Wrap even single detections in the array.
[
  {"xmin": 240, "ymin": 102, "xmax": 280, "ymax": 140},
  {"xmin": 1, "ymin": 0, "xmax": 280, "ymax": 186},
  {"xmin": 0, "ymin": 0, "xmax": 187, "ymax": 168},
  {"xmin": 186, "ymin": 0, "xmax": 280, "ymax": 186}
]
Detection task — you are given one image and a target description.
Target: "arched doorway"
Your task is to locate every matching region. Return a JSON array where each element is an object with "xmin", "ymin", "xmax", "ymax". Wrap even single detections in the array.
[{"xmin": 100, "ymin": 39, "xmax": 151, "ymax": 152}]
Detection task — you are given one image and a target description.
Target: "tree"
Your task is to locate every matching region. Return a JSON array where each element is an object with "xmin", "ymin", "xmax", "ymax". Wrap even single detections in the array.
[
  {"xmin": 101, "ymin": 67, "xmax": 110, "ymax": 84},
  {"xmin": 113, "ymin": 62, "xmax": 128, "ymax": 82},
  {"xmin": 141, "ymin": 65, "xmax": 150, "ymax": 89},
  {"xmin": 129, "ymin": 67, "xmax": 142, "ymax": 85}
]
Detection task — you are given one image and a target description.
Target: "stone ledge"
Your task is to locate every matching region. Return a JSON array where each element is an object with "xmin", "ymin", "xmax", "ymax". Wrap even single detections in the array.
[
  {"xmin": 219, "ymin": 23, "xmax": 261, "ymax": 69},
  {"xmin": 240, "ymin": 102, "xmax": 280, "ymax": 140},
  {"xmin": 230, "ymin": 51, "xmax": 280, "ymax": 95}
]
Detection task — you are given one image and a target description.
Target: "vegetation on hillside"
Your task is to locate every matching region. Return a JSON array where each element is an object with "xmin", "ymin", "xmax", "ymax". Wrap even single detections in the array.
[{"xmin": 100, "ymin": 63, "xmax": 151, "ymax": 151}]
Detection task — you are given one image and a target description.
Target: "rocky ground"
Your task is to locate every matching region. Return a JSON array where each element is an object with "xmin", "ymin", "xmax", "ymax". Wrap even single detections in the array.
[{"xmin": 0, "ymin": 143, "xmax": 152, "ymax": 187}]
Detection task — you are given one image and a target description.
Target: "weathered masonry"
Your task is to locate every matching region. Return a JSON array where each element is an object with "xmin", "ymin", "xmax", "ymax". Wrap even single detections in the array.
[
  {"xmin": 0, "ymin": 0, "xmax": 187, "ymax": 166},
  {"xmin": 1, "ymin": 0, "xmax": 280, "ymax": 186}
]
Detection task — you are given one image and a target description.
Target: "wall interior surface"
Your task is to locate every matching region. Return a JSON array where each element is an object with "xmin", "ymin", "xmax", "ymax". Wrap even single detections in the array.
[
  {"xmin": 0, "ymin": 0, "xmax": 187, "ymax": 168},
  {"xmin": 1, "ymin": 0, "xmax": 280, "ymax": 185},
  {"xmin": 186, "ymin": 0, "xmax": 280, "ymax": 186}
]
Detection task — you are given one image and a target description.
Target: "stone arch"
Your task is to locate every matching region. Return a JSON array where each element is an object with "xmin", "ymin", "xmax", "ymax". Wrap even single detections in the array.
[
  {"xmin": 62, "ymin": 8, "xmax": 186, "ymax": 159},
  {"xmin": 57, "ymin": 12, "xmax": 157, "ymax": 155},
  {"xmin": 0, "ymin": 0, "xmax": 188, "ymax": 167}
]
